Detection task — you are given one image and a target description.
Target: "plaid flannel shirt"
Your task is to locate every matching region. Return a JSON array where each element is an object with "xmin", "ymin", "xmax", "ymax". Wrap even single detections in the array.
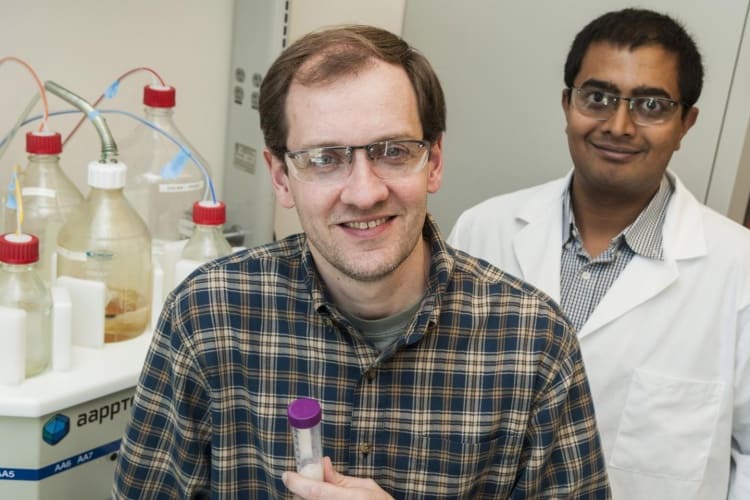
[{"xmin": 113, "ymin": 215, "xmax": 610, "ymax": 499}]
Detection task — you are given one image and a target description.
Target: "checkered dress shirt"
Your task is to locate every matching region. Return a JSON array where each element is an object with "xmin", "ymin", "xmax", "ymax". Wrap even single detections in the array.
[
  {"xmin": 113, "ymin": 215, "xmax": 610, "ymax": 499},
  {"xmin": 561, "ymin": 175, "xmax": 673, "ymax": 331}
]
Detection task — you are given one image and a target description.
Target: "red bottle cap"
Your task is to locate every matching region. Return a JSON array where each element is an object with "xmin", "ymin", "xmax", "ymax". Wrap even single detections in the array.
[
  {"xmin": 0, "ymin": 233, "xmax": 40, "ymax": 264},
  {"xmin": 26, "ymin": 131, "xmax": 62, "ymax": 154},
  {"xmin": 192, "ymin": 201, "xmax": 226, "ymax": 225},
  {"xmin": 143, "ymin": 85, "xmax": 176, "ymax": 108}
]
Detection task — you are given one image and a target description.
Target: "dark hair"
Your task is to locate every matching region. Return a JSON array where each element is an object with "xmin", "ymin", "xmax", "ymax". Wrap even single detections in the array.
[
  {"xmin": 564, "ymin": 8, "xmax": 703, "ymax": 110},
  {"xmin": 259, "ymin": 24, "xmax": 446, "ymax": 161}
]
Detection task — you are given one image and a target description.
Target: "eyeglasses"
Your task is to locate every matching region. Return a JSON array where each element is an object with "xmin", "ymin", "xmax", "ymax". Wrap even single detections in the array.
[
  {"xmin": 285, "ymin": 139, "xmax": 431, "ymax": 184},
  {"xmin": 568, "ymin": 86, "xmax": 682, "ymax": 126}
]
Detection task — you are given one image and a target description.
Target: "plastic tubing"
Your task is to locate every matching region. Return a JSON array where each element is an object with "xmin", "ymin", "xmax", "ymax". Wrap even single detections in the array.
[
  {"xmin": 64, "ymin": 66, "xmax": 166, "ymax": 147},
  {"xmin": 0, "ymin": 92, "xmax": 40, "ymax": 167},
  {"xmin": 12, "ymin": 165, "xmax": 23, "ymax": 235},
  {"xmin": 44, "ymin": 81, "xmax": 118, "ymax": 162},
  {"xmin": 103, "ymin": 109, "xmax": 216, "ymax": 202},
  {"xmin": 0, "ymin": 56, "xmax": 50, "ymax": 131},
  {"xmin": 0, "ymin": 57, "xmax": 49, "ymax": 167},
  {"xmin": 1, "ymin": 109, "xmax": 216, "ymax": 203}
]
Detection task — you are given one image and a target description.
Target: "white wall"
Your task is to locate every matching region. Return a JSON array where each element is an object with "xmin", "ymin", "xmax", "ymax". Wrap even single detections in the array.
[
  {"xmin": 402, "ymin": 0, "xmax": 750, "ymax": 233},
  {"xmin": 0, "ymin": 0, "xmax": 233, "ymax": 208}
]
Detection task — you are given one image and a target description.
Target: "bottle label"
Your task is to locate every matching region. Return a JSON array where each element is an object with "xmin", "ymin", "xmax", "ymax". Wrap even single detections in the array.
[
  {"xmin": 22, "ymin": 187, "xmax": 56, "ymax": 198},
  {"xmin": 158, "ymin": 181, "xmax": 204, "ymax": 193},
  {"xmin": 57, "ymin": 247, "xmax": 114, "ymax": 262},
  {"xmin": 85, "ymin": 250, "xmax": 115, "ymax": 261}
]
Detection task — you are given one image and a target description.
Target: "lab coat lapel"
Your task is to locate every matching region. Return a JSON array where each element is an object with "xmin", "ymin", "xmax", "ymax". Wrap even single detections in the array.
[
  {"xmin": 577, "ymin": 256, "xmax": 678, "ymax": 338},
  {"xmin": 578, "ymin": 171, "xmax": 706, "ymax": 339},
  {"xmin": 512, "ymin": 177, "xmax": 569, "ymax": 302}
]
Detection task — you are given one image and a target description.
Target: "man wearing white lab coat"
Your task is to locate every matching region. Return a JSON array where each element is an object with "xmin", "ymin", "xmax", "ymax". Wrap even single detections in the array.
[{"xmin": 449, "ymin": 8, "xmax": 750, "ymax": 499}]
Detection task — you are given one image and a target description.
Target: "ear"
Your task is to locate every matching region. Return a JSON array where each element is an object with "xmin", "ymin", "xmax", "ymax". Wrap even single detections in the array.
[
  {"xmin": 264, "ymin": 148, "xmax": 295, "ymax": 209},
  {"xmin": 561, "ymin": 88, "xmax": 573, "ymax": 114},
  {"xmin": 426, "ymin": 134, "xmax": 444, "ymax": 194},
  {"xmin": 675, "ymin": 106, "xmax": 699, "ymax": 150}
]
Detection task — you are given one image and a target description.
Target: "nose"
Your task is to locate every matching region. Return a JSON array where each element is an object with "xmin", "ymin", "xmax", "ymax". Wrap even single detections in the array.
[
  {"xmin": 338, "ymin": 149, "xmax": 389, "ymax": 208},
  {"xmin": 602, "ymin": 99, "xmax": 637, "ymax": 137}
]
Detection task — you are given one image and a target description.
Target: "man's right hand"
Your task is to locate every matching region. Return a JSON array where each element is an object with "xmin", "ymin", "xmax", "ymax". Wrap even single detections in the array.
[{"xmin": 282, "ymin": 456, "xmax": 394, "ymax": 500}]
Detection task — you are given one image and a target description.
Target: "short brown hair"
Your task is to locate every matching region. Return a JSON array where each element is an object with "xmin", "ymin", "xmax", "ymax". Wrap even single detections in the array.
[{"xmin": 259, "ymin": 24, "xmax": 446, "ymax": 161}]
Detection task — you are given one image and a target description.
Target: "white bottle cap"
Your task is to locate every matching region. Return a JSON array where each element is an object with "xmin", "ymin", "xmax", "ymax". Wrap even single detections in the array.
[{"xmin": 88, "ymin": 161, "xmax": 127, "ymax": 189}]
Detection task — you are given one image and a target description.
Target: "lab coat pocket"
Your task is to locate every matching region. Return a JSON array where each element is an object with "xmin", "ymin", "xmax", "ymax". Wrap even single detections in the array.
[{"xmin": 609, "ymin": 368, "xmax": 724, "ymax": 480}]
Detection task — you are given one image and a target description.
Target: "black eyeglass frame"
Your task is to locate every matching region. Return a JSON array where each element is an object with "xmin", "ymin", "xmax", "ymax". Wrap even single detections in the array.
[{"xmin": 567, "ymin": 86, "xmax": 683, "ymax": 126}]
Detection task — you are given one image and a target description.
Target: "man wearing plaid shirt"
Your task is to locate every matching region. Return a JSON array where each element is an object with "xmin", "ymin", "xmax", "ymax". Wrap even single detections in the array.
[{"xmin": 113, "ymin": 25, "xmax": 610, "ymax": 499}]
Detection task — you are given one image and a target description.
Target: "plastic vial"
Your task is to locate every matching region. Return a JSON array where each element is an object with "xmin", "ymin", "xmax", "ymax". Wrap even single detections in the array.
[
  {"xmin": 0, "ymin": 232, "xmax": 52, "ymax": 377},
  {"xmin": 56, "ymin": 161, "xmax": 152, "ymax": 343},
  {"xmin": 287, "ymin": 398, "xmax": 324, "ymax": 481},
  {"xmin": 5, "ymin": 131, "xmax": 83, "ymax": 284},
  {"xmin": 120, "ymin": 84, "xmax": 210, "ymax": 248}
]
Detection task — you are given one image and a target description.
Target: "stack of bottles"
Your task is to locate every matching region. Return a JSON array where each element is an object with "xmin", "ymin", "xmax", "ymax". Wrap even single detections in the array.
[{"xmin": 120, "ymin": 84, "xmax": 210, "ymax": 249}]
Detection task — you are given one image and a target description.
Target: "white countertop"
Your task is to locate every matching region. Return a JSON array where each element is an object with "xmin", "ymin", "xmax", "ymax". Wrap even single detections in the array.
[{"xmin": 0, "ymin": 332, "xmax": 152, "ymax": 417}]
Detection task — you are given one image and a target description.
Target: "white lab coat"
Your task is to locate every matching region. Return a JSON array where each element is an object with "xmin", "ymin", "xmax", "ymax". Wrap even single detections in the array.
[{"xmin": 448, "ymin": 171, "xmax": 750, "ymax": 499}]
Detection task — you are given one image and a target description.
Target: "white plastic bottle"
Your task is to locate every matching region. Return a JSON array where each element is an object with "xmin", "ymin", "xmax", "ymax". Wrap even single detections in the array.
[
  {"xmin": 56, "ymin": 161, "xmax": 152, "ymax": 343},
  {"xmin": 287, "ymin": 398, "xmax": 324, "ymax": 481},
  {"xmin": 119, "ymin": 85, "xmax": 210, "ymax": 247},
  {"xmin": 5, "ymin": 131, "xmax": 83, "ymax": 284},
  {"xmin": 0, "ymin": 232, "xmax": 52, "ymax": 377}
]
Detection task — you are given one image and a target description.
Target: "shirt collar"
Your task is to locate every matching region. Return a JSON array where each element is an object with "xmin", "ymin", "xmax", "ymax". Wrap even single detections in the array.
[
  {"xmin": 304, "ymin": 213, "xmax": 451, "ymax": 334},
  {"xmin": 562, "ymin": 174, "xmax": 674, "ymax": 260}
]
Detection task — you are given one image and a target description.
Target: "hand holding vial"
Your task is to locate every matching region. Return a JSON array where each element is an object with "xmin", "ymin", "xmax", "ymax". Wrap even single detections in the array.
[
  {"xmin": 283, "ymin": 456, "xmax": 394, "ymax": 500},
  {"xmin": 286, "ymin": 398, "xmax": 392, "ymax": 499}
]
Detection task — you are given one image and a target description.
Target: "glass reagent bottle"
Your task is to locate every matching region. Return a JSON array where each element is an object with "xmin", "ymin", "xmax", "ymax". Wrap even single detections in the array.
[
  {"xmin": 0, "ymin": 232, "xmax": 52, "ymax": 377},
  {"xmin": 288, "ymin": 397, "xmax": 323, "ymax": 481},
  {"xmin": 5, "ymin": 131, "xmax": 83, "ymax": 284},
  {"xmin": 56, "ymin": 161, "xmax": 152, "ymax": 343},
  {"xmin": 180, "ymin": 200, "xmax": 232, "ymax": 262}
]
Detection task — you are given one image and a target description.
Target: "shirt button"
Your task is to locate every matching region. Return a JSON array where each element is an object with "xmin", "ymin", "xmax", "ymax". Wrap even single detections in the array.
[
  {"xmin": 366, "ymin": 371, "xmax": 376, "ymax": 382},
  {"xmin": 580, "ymin": 271, "xmax": 591, "ymax": 281},
  {"xmin": 359, "ymin": 442, "xmax": 372, "ymax": 455}
]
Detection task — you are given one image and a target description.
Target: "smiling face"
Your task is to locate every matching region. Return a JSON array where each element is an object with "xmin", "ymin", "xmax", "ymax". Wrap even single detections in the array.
[
  {"xmin": 562, "ymin": 42, "xmax": 698, "ymax": 205},
  {"xmin": 265, "ymin": 58, "xmax": 443, "ymax": 286}
]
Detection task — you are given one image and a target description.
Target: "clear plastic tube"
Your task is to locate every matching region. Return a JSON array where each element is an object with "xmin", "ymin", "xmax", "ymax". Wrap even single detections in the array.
[
  {"xmin": 63, "ymin": 66, "xmax": 166, "ymax": 147},
  {"xmin": 0, "ymin": 56, "xmax": 50, "ymax": 130},
  {"xmin": 287, "ymin": 398, "xmax": 323, "ymax": 481}
]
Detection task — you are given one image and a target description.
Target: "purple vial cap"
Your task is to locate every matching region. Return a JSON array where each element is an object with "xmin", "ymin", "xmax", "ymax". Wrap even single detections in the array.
[{"xmin": 287, "ymin": 398, "xmax": 321, "ymax": 429}]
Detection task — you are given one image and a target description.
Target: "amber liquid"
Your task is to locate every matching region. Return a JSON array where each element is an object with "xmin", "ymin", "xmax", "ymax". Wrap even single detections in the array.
[{"xmin": 104, "ymin": 288, "xmax": 151, "ymax": 342}]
